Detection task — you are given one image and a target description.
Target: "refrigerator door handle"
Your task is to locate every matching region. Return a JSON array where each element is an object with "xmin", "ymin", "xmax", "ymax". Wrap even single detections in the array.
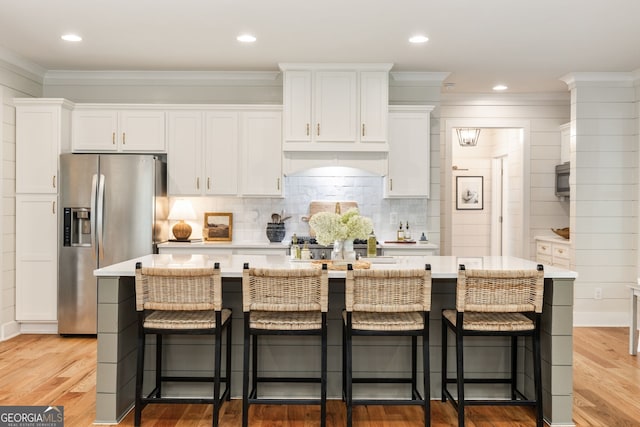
[
  {"xmin": 90, "ymin": 174, "xmax": 98, "ymax": 259},
  {"xmin": 97, "ymin": 174, "xmax": 106, "ymax": 260}
]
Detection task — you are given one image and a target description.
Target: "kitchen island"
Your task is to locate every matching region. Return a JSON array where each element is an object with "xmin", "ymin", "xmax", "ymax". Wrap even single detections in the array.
[{"xmin": 94, "ymin": 254, "xmax": 576, "ymax": 426}]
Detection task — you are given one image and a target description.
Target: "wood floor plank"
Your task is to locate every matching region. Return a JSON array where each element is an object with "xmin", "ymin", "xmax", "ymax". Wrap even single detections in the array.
[{"xmin": 1, "ymin": 328, "xmax": 640, "ymax": 426}]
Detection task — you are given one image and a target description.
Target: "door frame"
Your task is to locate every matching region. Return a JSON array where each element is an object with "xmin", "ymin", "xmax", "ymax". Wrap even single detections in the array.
[{"xmin": 442, "ymin": 118, "xmax": 531, "ymax": 258}]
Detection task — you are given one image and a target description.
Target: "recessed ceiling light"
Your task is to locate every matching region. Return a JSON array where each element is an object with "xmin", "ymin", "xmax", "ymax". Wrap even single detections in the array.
[
  {"xmin": 237, "ymin": 34, "xmax": 257, "ymax": 43},
  {"xmin": 61, "ymin": 34, "xmax": 82, "ymax": 42},
  {"xmin": 409, "ymin": 35, "xmax": 429, "ymax": 44},
  {"xmin": 493, "ymin": 84, "xmax": 508, "ymax": 91}
]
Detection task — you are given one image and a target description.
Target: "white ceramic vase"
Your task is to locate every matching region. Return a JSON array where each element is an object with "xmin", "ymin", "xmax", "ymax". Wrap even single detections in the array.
[{"xmin": 331, "ymin": 239, "xmax": 356, "ymax": 261}]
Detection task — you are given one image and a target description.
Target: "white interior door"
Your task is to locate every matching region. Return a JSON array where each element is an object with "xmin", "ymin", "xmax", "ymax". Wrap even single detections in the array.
[{"xmin": 491, "ymin": 157, "xmax": 504, "ymax": 255}]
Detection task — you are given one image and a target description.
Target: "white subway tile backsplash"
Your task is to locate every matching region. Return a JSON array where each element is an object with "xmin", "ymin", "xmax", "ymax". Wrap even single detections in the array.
[{"xmin": 183, "ymin": 175, "xmax": 429, "ymax": 243}]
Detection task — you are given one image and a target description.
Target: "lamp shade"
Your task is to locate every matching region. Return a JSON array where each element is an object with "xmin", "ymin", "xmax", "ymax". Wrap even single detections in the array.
[
  {"xmin": 168, "ymin": 199, "xmax": 196, "ymax": 241},
  {"xmin": 456, "ymin": 128, "xmax": 481, "ymax": 147},
  {"xmin": 168, "ymin": 199, "xmax": 196, "ymax": 221}
]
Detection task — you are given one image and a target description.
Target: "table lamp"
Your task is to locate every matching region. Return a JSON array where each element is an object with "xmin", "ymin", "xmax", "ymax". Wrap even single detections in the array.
[{"xmin": 168, "ymin": 199, "xmax": 197, "ymax": 241}]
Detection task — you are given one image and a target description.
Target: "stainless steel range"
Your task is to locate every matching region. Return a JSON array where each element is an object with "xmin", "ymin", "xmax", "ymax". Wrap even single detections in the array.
[{"xmin": 288, "ymin": 236, "xmax": 380, "ymax": 259}]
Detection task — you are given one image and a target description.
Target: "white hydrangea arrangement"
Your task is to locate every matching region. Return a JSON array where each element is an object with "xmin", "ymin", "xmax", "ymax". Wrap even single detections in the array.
[{"xmin": 309, "ymin": 207, "xmax": 373, "ymax": 246}]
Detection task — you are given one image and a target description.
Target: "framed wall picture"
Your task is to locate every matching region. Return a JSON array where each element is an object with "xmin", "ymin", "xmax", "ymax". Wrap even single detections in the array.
[
  {"xmin": 456, "ymin": 176, "xmax": 483, "ymax": 210},
  {"xmin": 203, "ymin": 212, "xmax": 233, "ymax": 241}
]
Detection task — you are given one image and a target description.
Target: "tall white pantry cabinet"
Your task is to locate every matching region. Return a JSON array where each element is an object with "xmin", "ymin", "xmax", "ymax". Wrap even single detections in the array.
[{"xmin": 15, "ymin": 98, "xmax": 73, "ymax": 330}]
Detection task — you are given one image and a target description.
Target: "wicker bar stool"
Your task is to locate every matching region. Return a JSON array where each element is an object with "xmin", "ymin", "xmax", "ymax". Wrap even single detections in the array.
[
  {"xmin": 441, "ymin": 264, "xmax": 545, "ymax": 427},
  {"xmin": 343, "ymin": 264, "xmax": 432, "ymax": 427},
  {"xmin": 134, "ymin": 262, "xmax": 232, "ymax": 427},
  {"xmin": 241, "ymin": 263, "xmax": 329, "ymax": 427}
]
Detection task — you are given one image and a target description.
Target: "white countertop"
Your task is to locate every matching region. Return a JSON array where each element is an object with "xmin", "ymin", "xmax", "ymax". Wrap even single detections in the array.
[
  {"xmin": 158, "ymin": 241, "xmax": 439, "ymax": 250},
  {"xmin": 534, "ymin": 235, "xmax": 571, "ymax": 244},
  {"xmin": 95, "ymin": 254, "xmax": 577, "ymax": 280}
]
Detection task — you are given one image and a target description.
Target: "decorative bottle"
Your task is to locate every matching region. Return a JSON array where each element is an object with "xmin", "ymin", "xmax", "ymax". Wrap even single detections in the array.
[
  {"xmin": 367, "ymin": 230, "xmax": 377, "ymax": 257},
  {"xmin": 404, "ymin": 222, "xmax": 411, "ymax": 240},
  {"xmin": 397, "ymin": 222, "xmax": 404, "ymax": 241},
  {"xmin": 290, "ymin": 234, "xmax": 300, "ymax": 260},
  {"xmin": 301, "ymin": 241, "xmax": 311, "ymax": 260}
]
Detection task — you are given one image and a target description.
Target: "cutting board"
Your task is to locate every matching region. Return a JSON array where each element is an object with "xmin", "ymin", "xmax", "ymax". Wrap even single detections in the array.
[{"xmin": 302, "ymin": 200, "xmax": 359, "ymax": 236}]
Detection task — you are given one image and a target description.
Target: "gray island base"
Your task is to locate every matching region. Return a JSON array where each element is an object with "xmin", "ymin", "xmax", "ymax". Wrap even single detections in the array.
[{"xmin": 94, "ymin": 254, "xmax": 576, "ymax": 426}]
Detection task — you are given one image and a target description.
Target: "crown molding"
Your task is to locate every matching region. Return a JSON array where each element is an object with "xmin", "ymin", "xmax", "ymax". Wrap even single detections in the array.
[
  {"xmin": 0, "ymin": 46, "xmax": 46, "ymax": 83},
  {"xmin": 560, "ymin": 72, "xmax": 635, "ymax": 90},
  {"xmin": 43, "ymin": 70, "xmax": 282, "ymax": 86},
  {"xmin": 441, "ymin": 91, "xmax": 570, "ymax": 106},
  {"xmin": 390, "ymin": 71, "xmax": 451, "ymax": 84}
]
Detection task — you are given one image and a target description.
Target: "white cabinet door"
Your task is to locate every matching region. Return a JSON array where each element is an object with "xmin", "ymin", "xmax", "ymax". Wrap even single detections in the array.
[
  {"xmin": 167, "ymin": 111, "xmax": 203, "ymax": 196},
  {"xmin": 283, "ymin": 70, "xmax": 312, "ymax": 143},
  {"xmin": 16, "ymin": 101, "xmax": 71, "ymax": 194},
  {"xmin": 73, "ymin": 109, "xmax": 165, "ymax": 152},
  {"xmin": 204, "ymin": 111, "xmax": 238, "ymax": 195},
  {"xmin": 314, "ymin": 71, "xmax": 357, "ymax": 142},
  {"xmin": 385, "ymin": 106, "xmax": 433, "ymax": 197},
  {"xmin": 240, "ymin": 111, "xmax": 283, "ymax": 196},
  {"xmin": 281, "ymin": 64, "xmax": 390, "ymax": 151},
  {"xmin": 119, "ymin": 110, "xmax": 166, "ymax": 152},
  {"xmin": 16, "ymin": 194, "xmax": 58, "ymax": 322},
  {"xmin": 72, "ymin": 110, "xmax": 119, "ymax": 151},
  {"xmin": 359, "ymin": 71, "xmax": 388, "ymax": 143}
]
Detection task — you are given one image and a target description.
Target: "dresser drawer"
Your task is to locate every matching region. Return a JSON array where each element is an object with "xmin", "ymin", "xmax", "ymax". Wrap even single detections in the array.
[
  {"xmin": 552, "ymin": 244, "xmax": 570, "ymax": 260},
  {"xmin": 536, "ymin": 254, "xmax": 553, "ymax": 265},
  {"xmin": 536, "ymin": 242, "xmax": 552, "ymax": 256},
  {"xmin": 553, "ymin": 257, "xmax": 570, "ymax": 269}
]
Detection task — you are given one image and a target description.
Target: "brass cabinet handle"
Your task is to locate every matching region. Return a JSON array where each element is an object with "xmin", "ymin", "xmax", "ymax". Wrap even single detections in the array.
[
  {"xmin": 362, "ymin": 123, "xmax": 365, "ymax": 136},
  {"xmin": 541, "ymin": 245, "xmax": 547, "ymax": 250},
  {"xmin": 122, "ymin": 132, "xmax": 126, "ymax": 144},
  {"xmin": 196, "ymin": 177, "xmax": 200, "ymax": 190},
  {"xmin": 557, "ymin": 249, "xmax": 564, "ymax": 254},
  {"xmin": 52, "ymin": 201, "xmax": 56, "ymax": 214},
  {"xmin": 317, "ymin": 123, "xmax": 320, "ymax": 136},
  {"xmin": 277, "ymin": 177, "xmax": 280, "ymax": 190},
  {"xmin": 207, "ymin": 177, "xmax": 211, "ymax": 190},
  {"xmin": 52, "ymin": 175, "xmax": 56, "ymax": 189},
  {"xmin": 390, "ymin": 178, "xmax": 393, "ymax": 191},
  {"xmin": 306, "ymin": 123, "xmax": 310, "ymax": 136},
  {"xmin": 112, "ymin": 132, "xmax": 116, "ymax": 144}
]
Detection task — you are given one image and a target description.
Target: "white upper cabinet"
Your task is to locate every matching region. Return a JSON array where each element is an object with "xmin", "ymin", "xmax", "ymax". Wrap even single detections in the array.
[
  {"xmin": 167, "ymin": 110, "xmax": 238, "ymax": 196},
  {"xmin": 204, "ymin": 111, "xmax": 239, "ymax": 195},
  {"xmin": 314, "ymin": 70, "xmax": 357, "ymax": 142},
  {"xmin": 168, "ymin": 106, "xmax": 281, "ymax": 197},
  {"xmin": 385, "ymin": 105, "xmax": 434, "ymax": 198},
  {"xmin": 359, "ymin": 71, "xmax": 389, "ymax": 143},
  {"xmin": 167, "ymin": 111, "xmax": 204, "ymax": 196},
  {"xmin": 280, "ymin": 63, "xmax": 392, "ymax": 152},
  {"xmin": 15, "ymin": 99, "xmax": 73, "ymax": 194},
  {"xmin": 240, "ymin": 109, "xmax": 283, "ymax": 197},
  {"xmin": 72, "ymin": 107, "xmax": 166, "ymax": 152},
  {"xmin": 283, "ymin": 70, "xmax": 312, "ymax": 142}
]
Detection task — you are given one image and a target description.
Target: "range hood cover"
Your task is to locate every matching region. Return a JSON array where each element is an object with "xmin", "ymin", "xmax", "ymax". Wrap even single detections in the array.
[{"xmin": 283, "ymin": 151, "xmax": 388, "ymax": 176}]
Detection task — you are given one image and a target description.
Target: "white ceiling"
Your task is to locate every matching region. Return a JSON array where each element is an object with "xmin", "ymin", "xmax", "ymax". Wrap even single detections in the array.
[{"xmin": 1, "ymin": 0, "xmax": 639, "ymax": 93}]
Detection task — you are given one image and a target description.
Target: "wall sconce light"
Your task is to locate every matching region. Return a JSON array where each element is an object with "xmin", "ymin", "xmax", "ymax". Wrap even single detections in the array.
[
  {"xmin": 168, "ymin": 199, "xmax": 197, "ymax": 241},
  {"xmin": 457, "ymin": 128, "xmax": 481, "ymax": 147}
]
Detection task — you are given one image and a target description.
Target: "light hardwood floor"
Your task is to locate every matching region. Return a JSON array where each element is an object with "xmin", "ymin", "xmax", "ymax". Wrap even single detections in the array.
[{"xmin": 0, "ymin": 327, "xmax": 638, "ymax": 426}]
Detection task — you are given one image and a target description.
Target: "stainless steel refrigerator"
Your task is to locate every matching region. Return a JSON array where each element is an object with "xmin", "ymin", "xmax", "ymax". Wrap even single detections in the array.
[{"xmin": 58, "ymin": 154, "xmax": 168, "ymax": 334}]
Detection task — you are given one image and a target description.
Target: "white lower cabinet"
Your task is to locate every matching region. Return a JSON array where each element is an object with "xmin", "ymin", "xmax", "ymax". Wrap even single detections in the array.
[
  {"xmin": 535, "ymin": 237, "xmax": 570, "ymax": 268},
  {"xmin": 16, "ymin": 195, "xmax": 58, "ymax": 322}
]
